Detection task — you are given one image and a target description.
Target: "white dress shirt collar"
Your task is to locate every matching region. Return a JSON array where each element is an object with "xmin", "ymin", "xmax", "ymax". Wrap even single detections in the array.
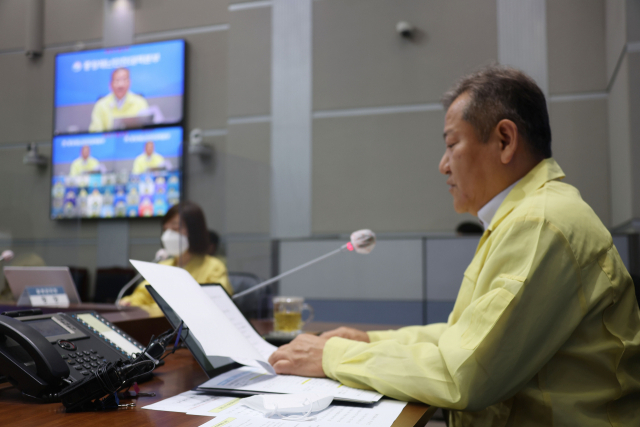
[{"xmin": 477, "ymin": 179, "xmax": 521, "ymax": 230}]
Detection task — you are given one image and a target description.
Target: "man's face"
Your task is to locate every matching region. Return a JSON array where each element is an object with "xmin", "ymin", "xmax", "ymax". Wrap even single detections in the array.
[
  {"xmin": 110, "ymin": 69, "xmax": 130, "ymax": 100},
  {"xmin": 145, "ymin": 142, "xmax": 154, "ymax": 156},
  {"xmin": 439, "ymin": 92, "xmax": 498, "ymax": 216},
  {"xmin": 81, "ymin": 146, "xmax": 90, "ymax": 160}
]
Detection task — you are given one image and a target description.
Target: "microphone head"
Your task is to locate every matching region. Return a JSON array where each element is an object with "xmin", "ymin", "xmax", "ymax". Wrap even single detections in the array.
[
  {"xmin": 1, "ymin": 250, "xmax": 14, "ymax": 262},
  {"xmin": 347, "ymin": 229, "xmax": 376, "ymax": 254},
  {"xmin": 154, "ymin": 248, "xmax": 170, "ymax": 262}
]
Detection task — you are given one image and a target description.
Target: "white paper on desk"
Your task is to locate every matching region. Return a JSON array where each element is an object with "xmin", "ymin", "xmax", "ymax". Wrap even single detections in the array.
[
  {"xmin": 130, "ymin": 260, "xmax": 275, "ymax": 373},
  {"xmin": 189, "ymin": 397, "xmax": 406, "ymax": 427},
  {"xmin": 201, "ymin": 285, "xmax": 277, "ymax": 360},
  {"xmin": 142, "ymin": 391, "xmax": 236, "ymax": 413},
  {"xmin": 197, "ymin": 366, "xmax": 383, "ymax": 404}
]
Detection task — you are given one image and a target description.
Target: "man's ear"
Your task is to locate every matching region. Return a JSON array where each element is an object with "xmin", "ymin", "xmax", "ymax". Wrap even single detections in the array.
[{"xmin": 495, "ymin": 119, "xmax": 519, "ymax": 164}]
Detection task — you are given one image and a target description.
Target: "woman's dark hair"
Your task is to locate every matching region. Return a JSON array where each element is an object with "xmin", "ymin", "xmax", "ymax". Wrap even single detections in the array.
[
  {"xmin": 441, "ymin": 64, "xmax": 552, "ymax": 159},
  {"xmin": 163, "ymin": 202, "xmax": 210, "ymax": 255}
]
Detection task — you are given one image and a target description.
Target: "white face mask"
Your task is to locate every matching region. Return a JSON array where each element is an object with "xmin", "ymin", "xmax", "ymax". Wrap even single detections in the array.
[
  {"xmin": 240, "ymin": 393, "xmax": 333, "ymax": 421},
  {"xmin": 161, "ymin": 229, "xmax": 189, "ymax": 257}
]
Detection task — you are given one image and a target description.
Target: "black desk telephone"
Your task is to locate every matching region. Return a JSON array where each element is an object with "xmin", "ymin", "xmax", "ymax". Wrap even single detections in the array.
[{"xmin": 0, "ymin": 311, "xmax": 146, "ymax": 401}]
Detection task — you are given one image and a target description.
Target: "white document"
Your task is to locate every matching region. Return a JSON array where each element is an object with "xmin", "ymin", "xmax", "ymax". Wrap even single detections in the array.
[
  {"xmin": 201, "ymin": 285, "xmax": 277, "ymax": 360},
  {"xmin": 189, "ymin": 397, "xmax": 406, "ymax": 427},
  {"xmin": 130, "ymin": 260, "xmax": 275, "ymax": 373},
  {"xmin": 197, "ymin": 366, "xmax": 382, "ymax": 404},
  {"xmin": 142, "ymin": 391, "xmax": 236, "ymax": 413}
]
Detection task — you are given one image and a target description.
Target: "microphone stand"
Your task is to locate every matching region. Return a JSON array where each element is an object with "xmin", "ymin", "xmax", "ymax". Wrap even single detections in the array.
[
  {"xmin": 115, "ymin": 273, "xmax": 142, "ymax": 307},
  {"xmin": 232, "ymin": 244, "xmax": 349, "ymax": 300}
]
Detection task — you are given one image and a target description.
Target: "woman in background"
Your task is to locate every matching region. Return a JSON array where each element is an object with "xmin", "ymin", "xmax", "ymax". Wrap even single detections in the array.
[{"xmin": 121, "ymin": 201, "xmax": 231, "ymax": 316}]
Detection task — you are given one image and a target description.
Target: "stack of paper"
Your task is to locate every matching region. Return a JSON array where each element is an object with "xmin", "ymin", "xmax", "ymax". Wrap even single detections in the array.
[
  {"xmin": 131, "ymin": 260, "xmax": 383, "ymax": 403},
  {"xmin": 144, "ymin": 391, "xmax": 407, "ymax": 427}
]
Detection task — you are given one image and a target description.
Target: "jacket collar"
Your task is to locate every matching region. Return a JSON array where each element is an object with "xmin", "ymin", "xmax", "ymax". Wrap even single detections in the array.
[{"xmin": 485, "ymin": 158, "xmax": 565, "ymax": 233}]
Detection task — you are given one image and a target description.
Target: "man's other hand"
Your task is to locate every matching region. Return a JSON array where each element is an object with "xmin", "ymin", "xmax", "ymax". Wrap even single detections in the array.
[
  {"xmin": 268, "ymin": 334, "xmax": 328, "ymax": 377},
  {"xmin": 319, "ymin": 326, "xmax": 370, "ymax": 342}
]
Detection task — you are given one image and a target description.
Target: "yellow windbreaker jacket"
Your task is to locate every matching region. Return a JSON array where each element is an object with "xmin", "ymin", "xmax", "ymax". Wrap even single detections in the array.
[{"xmin": 322, "ymin": 158, "xmax": 640, "ymax": 426}]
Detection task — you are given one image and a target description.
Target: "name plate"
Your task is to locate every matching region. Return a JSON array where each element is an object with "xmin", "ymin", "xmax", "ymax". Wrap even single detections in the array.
[{"xmin": 17, "ymin": 286, "xmax": 71, "ymax": 307}]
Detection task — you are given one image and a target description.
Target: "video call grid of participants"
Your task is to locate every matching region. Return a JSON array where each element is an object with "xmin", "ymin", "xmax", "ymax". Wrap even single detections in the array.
[
  {"xmin": 51, "ymin": 127, "xmax": 183, "ymax": 219},
  {"xmin": 51, "ymin": 171, "xmax": 181, "ymax": 219}
]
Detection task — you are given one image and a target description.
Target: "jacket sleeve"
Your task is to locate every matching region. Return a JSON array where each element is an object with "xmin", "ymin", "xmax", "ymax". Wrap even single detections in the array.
[
  {"xmin": 322, "ymin": 218, "xmax": 588, "ymax": 411},
  {"xmin": 368, "ymin": 323, "xmax": 448, "ymax": 345}
]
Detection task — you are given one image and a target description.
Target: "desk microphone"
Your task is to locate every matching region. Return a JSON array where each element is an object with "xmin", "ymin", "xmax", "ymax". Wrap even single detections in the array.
[
  {"xmin": 115, "ymin": 249, "xmax": 170, "ymax": 307},
  {"xmin": 232, "ymin": 229, "xmax": 376, "ymax": 300},
  {"xmin": 0, "ymin": 250, "xmax": 14, "ymax": 262}
]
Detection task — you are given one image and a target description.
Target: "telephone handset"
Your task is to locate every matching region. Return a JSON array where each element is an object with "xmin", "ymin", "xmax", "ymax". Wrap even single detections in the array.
[
  {"xmin": 0, "ymin": 314, "xmax": 70, "ymax": 399},
  {"xmin": 0, "ymin": 311, "xmax": 146, "ymax": 401}
]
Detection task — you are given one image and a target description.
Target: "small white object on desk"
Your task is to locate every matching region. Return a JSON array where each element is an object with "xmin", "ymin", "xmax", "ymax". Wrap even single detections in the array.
[{"xmin": 190, "ymin": 398, "xmax": 407, "ymax": 427}]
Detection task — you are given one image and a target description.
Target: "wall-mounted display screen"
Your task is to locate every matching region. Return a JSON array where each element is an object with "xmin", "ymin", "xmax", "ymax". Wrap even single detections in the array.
[
  {"xmin": 50, "ymin": 127, "xmax": 183, "ymax": 219},
  {"xmin": 54, "ymin": 39, "xmax": 185, "ymax": 135}
]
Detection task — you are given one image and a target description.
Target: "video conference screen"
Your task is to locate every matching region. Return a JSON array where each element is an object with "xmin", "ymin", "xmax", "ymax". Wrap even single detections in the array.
[
  {"xmin": 51, "ymin": 127, "xmax": 183, "ymax": 219},
  {"xmin": 54, "ymin": 39, "xmax": 185, "ymax": 135}
]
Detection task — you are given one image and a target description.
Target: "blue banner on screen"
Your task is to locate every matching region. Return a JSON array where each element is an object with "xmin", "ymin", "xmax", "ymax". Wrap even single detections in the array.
[
  {"xmin": 51, "ymin": 127, "xmax": 183, "ymax": 219},
  {"xmin": 54, "ymin": 39, "xmax": 185, "ymax": 135}
]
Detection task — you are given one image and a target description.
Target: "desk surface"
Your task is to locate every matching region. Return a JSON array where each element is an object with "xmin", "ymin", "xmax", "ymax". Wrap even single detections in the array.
[{"xmin": 0, "ymin": 349, "xmax": 435, "ymax": 427}]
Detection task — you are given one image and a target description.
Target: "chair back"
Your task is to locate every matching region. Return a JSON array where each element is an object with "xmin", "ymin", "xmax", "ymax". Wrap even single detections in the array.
[{"xmin": 228, "ymin": 272, "xmax": 274, "ymax": 319}]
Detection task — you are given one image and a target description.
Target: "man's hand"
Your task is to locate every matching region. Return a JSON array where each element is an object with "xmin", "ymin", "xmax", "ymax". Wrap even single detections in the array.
[
  {"xmin": 319, "ymin": 326, "xmax": 370, "ymax": 342},
  {"xmin": 268, "ymin": 334, "xmax": 328, "ymax": 377}
]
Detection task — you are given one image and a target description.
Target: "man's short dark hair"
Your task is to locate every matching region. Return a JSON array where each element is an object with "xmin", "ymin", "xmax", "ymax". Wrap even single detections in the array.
[
  {"xmin": 163, "ymin": 201, "xmax": 210, "ymax": 255},
  {"xmin": 441, "ymin": 64, "xmax": 552, "ymax": 159}
]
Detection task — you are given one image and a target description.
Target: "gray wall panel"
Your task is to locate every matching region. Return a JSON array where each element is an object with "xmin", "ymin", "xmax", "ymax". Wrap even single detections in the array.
[
  {"xmin": 0, "ymin": 0, "xmax": 27, "ymax": 50},
  {"xmin": 607, "ymin": 54, "xmax": 632, "ymax": 226},
  {"xmin": 627, "ymin": 52, "xmax": 640, "ymax": 219},
  {"xmin": 426, "ymin": 237, "xmax": 478, "ymax": 301},
  {"xmin": 312, "ymin": 111, "xmax": 475, "ymax": 234},
  {"xmin": 141, "ymin": 30, "xmax": 228, "ymax": 131},
  {"xmin": 44, "ymin": 0, "xmax": 102, "ymax": 45},
  {"xmin": 0, "ymin": 146, "xmax": 98, "ymax": 240},
  {"xmin": 226, "ymin": 240, "xmax": 271, "ymax": 280},
  {"xmin": 228, "ymin": 6, "xmax": 271, "ymax": 117},
  {"xmin": 549, "ymin": 98, "xmax": 611, "ymax": 226},
  {"xmin": 547, "ymin": 0, "xmax": 606, "ymax": 94},
  {"xmin": 497, "ymin": 0, "xmax": 548, "ymax": 93},
  {"xmin": 226, "ymin": 123, "xmax": 271, "ymax": 234},
  {"xmin": 135, "ymin": 0, "xmax": 228, "ymax": 34},
  {"xmin": 129, "ymin": 243, "xmax": 161, "ymax": 264},
  {"xmin": 0, "ymin": 51, "xmax": 55, "ymax": 144},
  {"xmin": 280, "ymin": 239, "xmax": 423, "ymax": 300},
  {"xmin": 185, "ymin": 135, "xmax": 227, "ymax": 234},
  {"xmin": 306, "ymin": 299, "xmax": 423, "ymax": 325},
  {"xmin": 626, "ymin": 0, "xmax": 640, "ymax": 42},
  {"xmin": 312, "ymin": 0, "xmax": 497, "ymax": 110},
  {"xmin": 128, "ymin": 219, "xmax": 162, "ymax": 238},
  {"xmin": 605, "ymin": 0, "xmax": 627, "ymax": 83}
]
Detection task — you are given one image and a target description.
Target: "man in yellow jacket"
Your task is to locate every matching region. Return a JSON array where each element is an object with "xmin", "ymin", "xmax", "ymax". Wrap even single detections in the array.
[
  {"xmin": 131, "ymin": 141, "xmax": 169, "ymax": 175},
  {"xmin": 69, "ymin": 145, "xmax": 101, "ymax": 176},
  {"xmin": 89, "ymin": 68, "xmax": 149, "ymax": 132},
  {"xmin": 268, "ymin": 66, "xmax": 640, "ymax": 426}
]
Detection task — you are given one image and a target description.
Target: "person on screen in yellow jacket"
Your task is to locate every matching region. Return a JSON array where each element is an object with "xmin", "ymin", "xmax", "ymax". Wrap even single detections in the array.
[
  {"xmin": 120, "ymin": 202, "xmax": 231, "ymax": 317},
  {"xmin": 268, "ymin": 66, "xmax": 640, "ymax": 426},
  {"xmin": 131, "ymin": 141, "xmax": 169, "ymax": 175},
  {"xmin": 89, "ymin": 68, "xmax": 149, "ymax": 132},
  {"xmin": 69, "ymin": 145, "xmax": 101, "ymax": 176}
]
